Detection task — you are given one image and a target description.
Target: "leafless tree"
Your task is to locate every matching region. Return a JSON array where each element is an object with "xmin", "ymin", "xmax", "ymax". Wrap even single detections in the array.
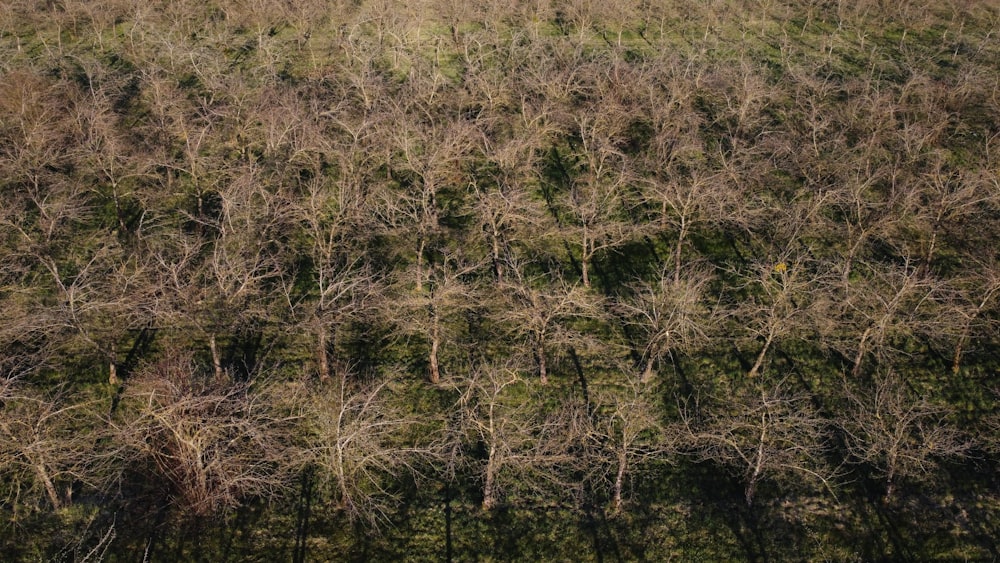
[
  {"xmin": 112, "ymin": 353, "xmax": 297, "ymax": 516},
  {"xmin": 585, "ymin": 374, "xmax": 674, "ymax": 513},
  {"xmin": 0, "ymin": 70, "xmax": 161, "ymax": 385},
  {"xmin": 470, "ymin": 176, "xmax": 547, "ymax": 284},
  {"xmin": 35, "ymin": 239, "xmax": 156, "ymax": 385},
  {"xmin": 495, "ymin": 263, "xmax": 603, "ymax": 384},
  {"xmin": 295, "ymin": 372, "xmax": 429, "ymax": 526},
  {"xmin": 831, "ymin": 258, "xmax": 942, "ymax": 378},
  {"xmin": 941, "ymin": 259, "xmax": 1000, "ymax": 374},
  {"xmin": 389, "ymin": 249, "xmax": 484, "ymax": 384},
  {"xmin": 74, "ymin": 69, "xmax": 158, "ymax": 239},
  {"xmin": 287, "ymin": 175, "xmax": 377, "ymax": 382},
  {"xmin": 617, "ymin": 263, "xmax": 717, "ymax": 383},
  {"xmin": 840, "ymin": 371, "xmax": 971, "ymax": 501},
  {"xmin": 732, "ymin": 253, "xmax": 834, "ymax": 379},
  {"xmin": 448, "ymin": 361, "xmax": 574, "ymax": 510},
  {"xmin": 148, "ymin": 162, "xmax": 290, "ymax": 380},
  {"xmin": 469, "ymin": 98, "xmax": 554, "ymax": 284},
  {"xmin": 906, "ymin": 154, "xmax": 994, "ymax": 274},
  {"xmin": 0, "ymin": 379, "xmax": 107, "ymax": 511},
  {"xmin": 375, "ymin": 90, "xmax": 477, "ymax": 294},
  {"xmin": 680, "ymin": 378, "xmax": 835, "ymax": 507},
  {"xmin": 557, "ymin": 110, "xmax": 638, "ymax": 288},
  {"xmin": 640, "ymin": 171, "xmax": 722, "ymax": 284}
]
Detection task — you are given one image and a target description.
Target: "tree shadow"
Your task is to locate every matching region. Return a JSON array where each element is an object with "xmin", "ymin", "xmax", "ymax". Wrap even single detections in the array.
[
  {"xmin": 677, "ymin": 462, "xmax": 769, "ymax": 562},
  {"xmin": 225, "ymin": 328, "xmax": 262, "ymax": 382}
]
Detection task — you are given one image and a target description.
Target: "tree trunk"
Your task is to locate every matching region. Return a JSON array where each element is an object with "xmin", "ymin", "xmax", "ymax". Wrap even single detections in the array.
[
  {"xmin": 109, "ymin": 341, "xmax": 119, "ymax": 385},
  {"xmin": 641, "ymin": 355, "xmax": 656, "ymax": 384},
  {"xmin": 429, "ymin": 338, "xmax": 441, "ymax": 384},
  {"xmin": 884, "ymin": 464, "xmax": 896, "ymax": 502},
  {"xmin": 416, "ymin": 237, "xmax": 426, "ymax": 293},
  {"xmin": 36, "ymin": 461, "xmax": 62, "ymax": 510},
  {"xmin": 536, "ymin": 342, "xmax": 548, "ymax": 385},
  {"xmin": 852, "ymin": 326, "xmax": 872, "ymax": 378},
  {"xmin": 209, "ymin": 333, "xmax": 224, "ymax": 381},
  {"xmin": 612, "ymin": 452, "xmax": 627, "ymax": 513},
  {"xmin": 483, "ymin": 447, "xmax": 496, "ymax": 510},
  {"xmin": 842, "ymin": 236, "xmax": 865, "ymax": 288},
  {"xmin": 429, "ymin": 317, "xmax": 441, "ymax": 384},
  {"xmin": 745, "ymin": 477, "xmax": 758, "ymax": 508},
  {"xmin": 952, "ymin": 331, "xmax": 967, "ymax": 375},
  {"xmin": 317, "ymin": 328, "xmax": 330, "ymax": 382},
  {"xmin": 674, "ymin": 219, "xmax": 687, "ymax": 284},
  {"xmin": 922, "ymin": 228, "xmax": 938, "ymax": 275},
  {"xmin": 953, "ymin": 296, "xmax": 993, "ymax": 374},
  {"xmin": 491, "ymin": 229, "xmax": 503, "ymax": 283},
  {"xmin": 746, "ymin": 414, "xmax": 767, "ymax": 507},
  {"xmin": 747, "ymin": 332, "xmax": 773, "ymax": 378}
]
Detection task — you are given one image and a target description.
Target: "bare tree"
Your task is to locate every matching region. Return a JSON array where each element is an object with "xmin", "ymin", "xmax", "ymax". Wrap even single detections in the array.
[
  {"xmin": 732, "ymin": 253, "xmax": 834, "ymax": 379},
  {"xmin": 296, "ymin": 372, "xmax": 428, "ymax": 525},
  {"xmin": 469, "ymin": 102, "xmax": 554, "ymax": 284},
  {"xmin": 942, "ymin": 259, "xmax": 1000, "ymax": 374},
  {"xmin": 386, "ymin": 247, "xmax": 484, "ymax": 384},
  {"xmin": 375, "ymin": 93, "xmax": 477, "ymax": 294},
  {"xmin": 832, "ymin": 258, "xmax": 942, "ymax": 378},
  {"xmin": 640, "ymin": 171, "xmax": 722, "ymax": 284},
  {"xmin": 495, "ymin": 264, "xmax": 603, "ymax": 384},
  {"xmin": 907, "ymin": 155, "xmax": 994, "ymax": 275},
  {"xmin": 617, "ymin": 263, "xmax": 716, "ymax": 383},
  {"xmin": 449, "ymin": 361, "xmax": 573, "ymax": 510},
  {"xmin": 287, "ymin": 175, "xmax": 377, "ymax": 382},
  {"xmin": 148, "ymin": 162, "xmax": 290, "ymax": 380},
  {"xmin": 470, "ymin": 176, "xmax": 546, "ymax": 284},
  {"xmin": 586, "ymin": 375, "xmax": 674, "ymax": 513},
  {"xmin": 36, "ymin": 239, "xmax": 156, "ymax": 385},
  {"xmin": 557, "ymin": 111, "xmax": 638, "ymax": 288},
  {"xmin": 74, "ymin": 71, "xmax": 158, "ymax": 240},
  {"xmin": 0, "ymin": 379, "xmax": 106, "ymax": 511},
  {"xmin": 821, "ymin": 98, "xmax": 914, "ymax": 288},
  {"xmin": 680, "ymin": 378, "xmax": 835, "ymax": 507},
  {"xmin": 840, "ymin": 371, "xmax": 971, "ymax": 502},
  {"xmin": 0, "ymin": 69, "xmax": 162, "ymax": 385},
  {"xmin": 113, "ymin": 353, "xmax": 297, "ymax": 516}
]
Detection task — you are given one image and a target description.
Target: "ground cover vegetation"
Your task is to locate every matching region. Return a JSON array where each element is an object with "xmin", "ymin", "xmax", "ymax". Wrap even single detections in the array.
[{"xmin": 1, "ymin": 0, "xmax": 999, "ymax": 559}]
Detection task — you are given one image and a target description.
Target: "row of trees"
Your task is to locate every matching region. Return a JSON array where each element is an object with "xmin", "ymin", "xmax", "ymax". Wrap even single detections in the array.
[
  {"xmin": 1, "ymin": 0, "xmax": 998, "ymax": 558},
  {"xmin": 0, "ymin": 351, "xmax": 976, "ymax": 526}
]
